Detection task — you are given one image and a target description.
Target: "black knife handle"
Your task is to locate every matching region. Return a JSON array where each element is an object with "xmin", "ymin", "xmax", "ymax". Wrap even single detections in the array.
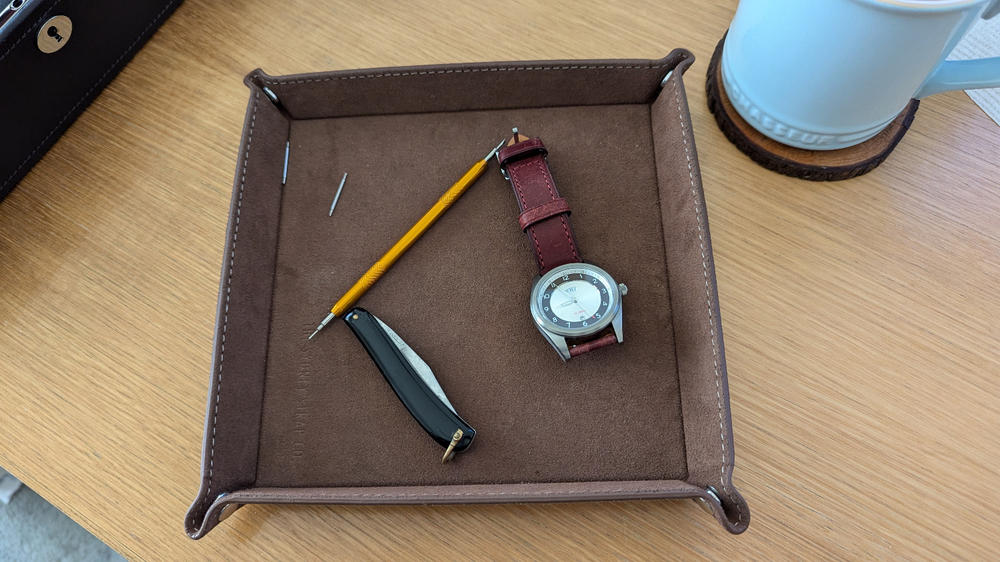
[{"xmin": 343, "ymin": 308, "xmax": 475, "ymax": 456}]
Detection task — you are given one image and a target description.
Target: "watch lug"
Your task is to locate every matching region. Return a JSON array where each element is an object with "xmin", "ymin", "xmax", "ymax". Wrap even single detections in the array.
[
  {"xmin": 537, "ymin": 326, "xmax": 571, "ymax": 362},
  {"xmin": 612, "ymin": 308, "xmax": 624, "ymax": 343}
]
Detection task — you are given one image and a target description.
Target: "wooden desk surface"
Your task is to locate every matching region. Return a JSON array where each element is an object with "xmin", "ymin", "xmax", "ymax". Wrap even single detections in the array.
[{"xmin": 2, "ymin": 0, "xmax": 998, "ymax": 558}]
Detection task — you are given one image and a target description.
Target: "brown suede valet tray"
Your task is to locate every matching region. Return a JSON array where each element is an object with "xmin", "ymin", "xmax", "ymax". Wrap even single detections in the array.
[{"xmin": 185, "ymin": 48, "xmax": 750, "ymax": 539}]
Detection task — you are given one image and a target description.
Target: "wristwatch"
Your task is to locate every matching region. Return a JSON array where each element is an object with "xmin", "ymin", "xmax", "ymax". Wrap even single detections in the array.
[{"xmin": 497, "ymin": 131, "xmax": 627, "ymax": 361}]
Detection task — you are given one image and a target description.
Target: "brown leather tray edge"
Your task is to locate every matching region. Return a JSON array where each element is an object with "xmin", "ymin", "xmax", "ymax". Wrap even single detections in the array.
[{"xmin": 185, "ymin": 50, "xmax": 749, "ymax": 539}]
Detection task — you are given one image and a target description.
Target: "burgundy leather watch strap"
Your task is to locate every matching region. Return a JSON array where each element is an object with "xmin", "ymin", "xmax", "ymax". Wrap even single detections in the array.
[
  {"xmin": 568, "ymin": 333, "xmax": 618, "ymax": 358},
  {"xmin": 498, "ymin": 137, "xmax": 581, "ymax": 274}
]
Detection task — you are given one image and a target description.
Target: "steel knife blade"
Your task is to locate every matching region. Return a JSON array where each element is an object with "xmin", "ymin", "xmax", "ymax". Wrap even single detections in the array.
[{"xmin": 372, "ymin": 315, "xmax": 457, "ymax": 414}]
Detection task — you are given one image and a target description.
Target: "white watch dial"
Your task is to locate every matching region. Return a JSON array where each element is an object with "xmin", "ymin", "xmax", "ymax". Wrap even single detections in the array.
[
  {"xmin": 533, "ymin": 264, "xmax": 618, "ymax": 333},
  {"xmin": 549, "ymin": 280, "xmax": 602, "ymax": 322}
]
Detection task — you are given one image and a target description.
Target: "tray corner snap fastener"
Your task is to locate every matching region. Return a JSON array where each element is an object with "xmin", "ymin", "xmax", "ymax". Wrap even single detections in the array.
[{"xmin": 37, "ymin": 15, "xmax": 73, "ymax": 54}]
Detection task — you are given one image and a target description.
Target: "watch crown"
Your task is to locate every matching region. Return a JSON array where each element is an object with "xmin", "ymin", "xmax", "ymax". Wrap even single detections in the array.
[{"xmin": 618, "ymin": 283, "xmax": 628, "ymax": 296}]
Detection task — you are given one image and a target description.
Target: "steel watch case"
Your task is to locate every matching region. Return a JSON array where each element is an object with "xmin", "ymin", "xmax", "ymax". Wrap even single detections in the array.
[{"xmin": 528, "ymin": 262, "xmax": 624, "ymax": 361}]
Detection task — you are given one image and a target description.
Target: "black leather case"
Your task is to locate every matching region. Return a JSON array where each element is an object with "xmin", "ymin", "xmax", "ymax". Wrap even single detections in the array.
[{"xmin": 0, "ymin": 0, "xmax": 182, "ymax": 201}]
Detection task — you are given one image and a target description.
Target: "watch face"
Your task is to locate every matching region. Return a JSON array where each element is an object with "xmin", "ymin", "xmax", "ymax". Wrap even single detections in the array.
[{"xmin": 529, "ymin": 263, "xmax": 621, "ymax": 337}]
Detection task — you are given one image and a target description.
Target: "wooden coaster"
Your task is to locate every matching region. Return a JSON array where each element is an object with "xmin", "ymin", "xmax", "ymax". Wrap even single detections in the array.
[{"xmin": 705, "ymin": 35, "xmax": 919, "ymax": 181}]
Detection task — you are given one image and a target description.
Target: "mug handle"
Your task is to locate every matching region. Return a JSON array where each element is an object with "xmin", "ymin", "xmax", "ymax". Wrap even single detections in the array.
[{"xmin": 917, "ymin": 1, "xmax": 1000, "ymax": 98}]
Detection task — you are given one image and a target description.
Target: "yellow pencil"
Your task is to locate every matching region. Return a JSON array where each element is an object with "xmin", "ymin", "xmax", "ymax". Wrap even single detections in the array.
[{"xmin": 309, "ymin": 137, "xmax": 506, "ymax": 339}]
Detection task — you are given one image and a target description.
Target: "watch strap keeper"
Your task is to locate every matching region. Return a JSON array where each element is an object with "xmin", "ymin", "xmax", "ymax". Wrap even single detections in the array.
[{"xmin": 518, "ymin": 198, "xmax": 571, "ymax": 231}]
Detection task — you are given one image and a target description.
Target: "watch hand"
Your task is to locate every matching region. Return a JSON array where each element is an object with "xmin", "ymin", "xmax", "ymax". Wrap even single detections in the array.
[{"xmin": 555, "ymin": 287, "xmax": 575, "ymax": 300}]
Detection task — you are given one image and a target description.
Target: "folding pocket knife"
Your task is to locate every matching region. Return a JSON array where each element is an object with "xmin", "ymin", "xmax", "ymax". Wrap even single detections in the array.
[{"xmin": 343, "ymin": 307, "xmax": 476, "ymax": 462}]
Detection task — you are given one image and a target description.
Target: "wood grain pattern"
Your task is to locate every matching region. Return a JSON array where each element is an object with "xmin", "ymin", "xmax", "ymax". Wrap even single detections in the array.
[{"xmin": 1, "ymin": 0, "xmax": 997, "ymax": 558}]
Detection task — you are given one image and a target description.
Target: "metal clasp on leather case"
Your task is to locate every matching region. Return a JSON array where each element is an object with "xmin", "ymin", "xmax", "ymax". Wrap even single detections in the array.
[{"xmin": 37, "ymin": 15, "xmax": 72, "ymax": 54}]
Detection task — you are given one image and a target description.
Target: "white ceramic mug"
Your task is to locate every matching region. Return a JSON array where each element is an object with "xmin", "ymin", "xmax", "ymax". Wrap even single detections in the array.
[{"xmin": 722, "ymin": 0, "xmax": 1000, "ymax": 150}]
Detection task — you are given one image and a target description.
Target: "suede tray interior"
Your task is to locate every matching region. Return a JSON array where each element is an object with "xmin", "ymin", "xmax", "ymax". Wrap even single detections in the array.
[
  {"xmin": 186, "ymin": 50, "xmax": 748, "ymax": 538},
  {"xmin": 260, "ymin": 100, "xmax": 694, "ymax": 485}
]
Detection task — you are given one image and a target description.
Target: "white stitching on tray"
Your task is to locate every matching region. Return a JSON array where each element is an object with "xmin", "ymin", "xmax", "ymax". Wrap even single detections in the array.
[
  {"xmin": 238, "ymin": 487, "xmax": 692, "ymax": 500},
  {"xmin": 196, "ymin": 90, "xmax": 259, "ymax": 526},
  {"xmin": 0, "ymin": 0, "xmax": 181, "ymax": 193},
  {"xmin": 257, "ymin": 63, "xmax": 670, "ymax": 86},
  {"xmin": 670, "ymin": 76, "xmax": 744, "ymax": 526}
]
